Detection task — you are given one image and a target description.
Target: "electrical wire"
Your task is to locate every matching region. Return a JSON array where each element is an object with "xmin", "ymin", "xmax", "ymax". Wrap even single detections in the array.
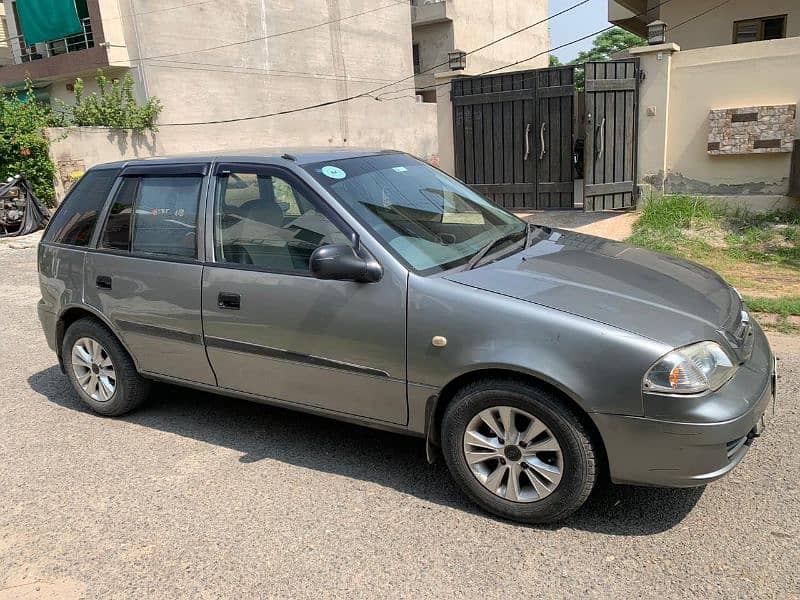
[
  {"xmin": 379, "ymin": 26, "xmax": 611, "ymax": 100},
  {"xmin": 0, "ymin": 0, "xmax": 219, "ymax": 44},
  {"xmin": 382, "ymin": 0, "xmax": 733, "ymax": 100},
  {"xmin": 102, "ymin": 0, "xmax": 591, "ymax": 96},
  {"xmin": 0, "ymin": 0, "xmax": 408, "ymax": 48},
  {"xmin": 53, "ymin": 0, "xmax": 728, "ymax": 126},
  {"xmin": 147, "ymin": 60, "xmax": 403, "ymax": 84},
  {"xmin": 117, "ymin": 0, "xmax": 410, "ymax": 63},
  {"xmin": 666, "ymin": 0, "xmax": 733, "ymax": 32},
  {"xmin": 156, "ymin": 0, "xmax": 594, "ymax": 125}
]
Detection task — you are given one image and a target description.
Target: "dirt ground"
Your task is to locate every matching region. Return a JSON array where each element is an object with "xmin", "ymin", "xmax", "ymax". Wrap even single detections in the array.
[{"xmin": 516, "ymin": 210, "xmax": 639, "ymax": 241}]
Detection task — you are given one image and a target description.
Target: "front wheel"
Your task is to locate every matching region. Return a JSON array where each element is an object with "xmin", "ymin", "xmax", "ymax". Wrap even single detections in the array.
[{"xmin": 441, "ymin": 379, "xmax": 597, "ymax": 524}]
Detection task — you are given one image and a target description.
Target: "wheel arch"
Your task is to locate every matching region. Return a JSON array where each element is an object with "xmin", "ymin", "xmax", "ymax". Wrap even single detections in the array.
[
  {"xmin": 55, "ymin": 305, "xmax": 139, "ymax": 373},
  {"xmin": 424, "ymin": 367, "xmax": 607, "ymax": 474}
]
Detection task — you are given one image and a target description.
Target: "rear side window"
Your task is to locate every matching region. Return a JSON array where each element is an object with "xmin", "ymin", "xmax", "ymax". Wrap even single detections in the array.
[
  {"xmin": 43, "ymin": 169, "xmax": 119, "ymax": 246},
  {"xmin": 100, "ymin": 178, "xmax": 137, "ymax": 251},
  {"xmin": 132, "ymin": 177, "xmax": 201, "ymax": 257},
  {"xmin": 98, "ymin": 175, "xmax": 202, "ymax": 259}
]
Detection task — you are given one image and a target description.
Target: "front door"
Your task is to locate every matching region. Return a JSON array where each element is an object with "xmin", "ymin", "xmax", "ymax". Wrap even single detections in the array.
[{"xmin": 201, "ymin": 164, "xmax": 408, "ymax": 425}]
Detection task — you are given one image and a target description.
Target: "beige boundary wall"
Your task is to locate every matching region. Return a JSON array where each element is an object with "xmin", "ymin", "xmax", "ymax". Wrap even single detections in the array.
[
  {"xmin": 47, "ymin": 100, "xmax": 437, "ymax": 201},
  {"xmin": 632, "ymin": 37, "xmax": 800, "ymax": 211}
]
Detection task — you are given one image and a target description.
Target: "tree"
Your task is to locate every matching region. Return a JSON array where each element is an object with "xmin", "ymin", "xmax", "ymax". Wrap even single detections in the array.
[
  {"xmin": 0, "ymin": 81, "xmax": 61, "ymax": 204},
  {"xmin": 549, "ymin": 55, "xmax": 562, "ymax": 67},
  {"xmin": 573, "ymin": 27, "xmax": 646, "ymax": 63},
  {"xmin": 55, "ymin": 71, "xmax": 163, "ymax": 133},
  {"xmin": 570, "ymin": 27, "xmax": 645, "ymax": 89},
  {"xmin": 1, "ymin": 71, "xmax": 163, "ymax": 206}
]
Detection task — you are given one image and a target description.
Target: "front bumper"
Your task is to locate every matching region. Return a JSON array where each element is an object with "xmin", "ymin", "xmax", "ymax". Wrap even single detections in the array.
[{"xmin": 593, "ymin": 322, "xmax": 775, "ymax": 487}]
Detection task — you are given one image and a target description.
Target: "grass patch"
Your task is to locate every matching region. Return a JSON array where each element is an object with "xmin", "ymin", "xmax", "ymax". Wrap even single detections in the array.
[
  {"xmin": 627, "ymin": 195, "xmax": 800, "ymax": 314},
  {"xmin": 743, "ymin": 296, "xmax": 800, "ymax": 316},
  {"xmin": 774, "ymin": 314, "xmax": 800, "ymax": 334}
]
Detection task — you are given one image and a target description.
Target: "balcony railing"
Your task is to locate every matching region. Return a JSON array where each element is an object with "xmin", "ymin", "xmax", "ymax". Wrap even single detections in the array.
[
  {"xmin": 16, "ymin": 17, "xmax": 93, "ymax": 63},
  {"xmin": 410, "ymin": 0, "xmax": 449, "ymax": 26}
]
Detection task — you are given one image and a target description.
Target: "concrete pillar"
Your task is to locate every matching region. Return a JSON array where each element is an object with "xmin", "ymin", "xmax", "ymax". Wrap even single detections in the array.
[
  {"xmin": 2, "ymin": 0, "xmax": 23, "ymax": 63},
  {"xmin": 628, "ymin": 42, "xmax": 680, "ymax": 196},
  {"xmin": 434, "ymin": 71, "xmax": 458, "ymax": 176},
  {"xmin": 434, "ymin": 70, "xmax": 482, "ymax": 176}
]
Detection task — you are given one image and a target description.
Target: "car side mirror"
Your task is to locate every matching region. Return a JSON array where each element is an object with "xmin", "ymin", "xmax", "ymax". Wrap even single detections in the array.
[{"xmin": 309, "ymin": 244, "xmax": 382, "ymax": 283}]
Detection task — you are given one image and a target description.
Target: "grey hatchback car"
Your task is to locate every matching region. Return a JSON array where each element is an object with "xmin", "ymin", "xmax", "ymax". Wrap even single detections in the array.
[{"xmin": 37, "ymin": 149, "xmax": 776, "ymax": 523}]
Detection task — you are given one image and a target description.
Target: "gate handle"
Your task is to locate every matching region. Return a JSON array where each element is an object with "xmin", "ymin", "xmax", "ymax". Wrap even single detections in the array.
[
  {"xmin": 523, "ymin": 123, "xmax": 531, "ymax": 161},
  {"xmin": 539, "ymin": 122, "xmax": 547, "ymax": 160},
  {"xmin": 595, "ymin": 117, "xmax": 606, "ymax": 160}
]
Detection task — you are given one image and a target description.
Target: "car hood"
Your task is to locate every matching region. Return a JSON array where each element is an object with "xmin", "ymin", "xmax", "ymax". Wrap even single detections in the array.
[{"xmin": 443, "ymin": 228, "xmax": 740, "ymax": 347}]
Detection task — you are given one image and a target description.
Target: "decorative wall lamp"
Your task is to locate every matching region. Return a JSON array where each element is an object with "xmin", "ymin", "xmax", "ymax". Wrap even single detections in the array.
[
  {"xmin": 647, "ymin": 20, "xmax": 667, "ymax": 45},
  {"xmin": 448, "ymin": 49, "xmax": 467, "ymax": 71}
]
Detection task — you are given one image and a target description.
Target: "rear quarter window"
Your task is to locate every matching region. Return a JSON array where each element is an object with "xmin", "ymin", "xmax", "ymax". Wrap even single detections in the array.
[{"xmin": 43, "ymin": 168, "xmax": 120, "ymax": 246}]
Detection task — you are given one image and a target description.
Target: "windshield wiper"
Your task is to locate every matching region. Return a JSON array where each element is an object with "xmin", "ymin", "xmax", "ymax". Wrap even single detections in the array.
[
  {"xmin": 524, "ymin": 222, "xmax": 537, "ymax": 249},
  {"xmin": 465, "ymin": 229, "xmax": 526, "ymax": 271}
]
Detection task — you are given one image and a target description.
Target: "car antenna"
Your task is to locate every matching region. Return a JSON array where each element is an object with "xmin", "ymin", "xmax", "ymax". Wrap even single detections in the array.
[{"xmin": 281, "ymin": 153, "xmax": 297, "ymax": 162}]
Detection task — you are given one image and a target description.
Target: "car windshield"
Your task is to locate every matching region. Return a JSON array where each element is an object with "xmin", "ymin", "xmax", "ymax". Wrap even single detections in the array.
[{"xmin": 304, "ymin": 153, "xmax": 526, "ymax": 275}]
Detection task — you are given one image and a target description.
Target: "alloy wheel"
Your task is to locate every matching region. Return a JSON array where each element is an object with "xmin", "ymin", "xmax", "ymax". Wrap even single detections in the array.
[
  {"xmin": 71, "ymin": 337, "xmax": 117, "ymax": 402},
  {"xmin": 463, "ymin": 406, "xmax": 563, "ymax": 502}
]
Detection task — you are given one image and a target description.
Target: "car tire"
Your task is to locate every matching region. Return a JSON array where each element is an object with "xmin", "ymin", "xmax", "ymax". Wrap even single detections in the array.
[
  {"xmin": 441, "ymin": 378, "xmax": 596, "ymax": 524},
  {"xmin": 62, "ymin": 317, "xmax": 150, "ymax": 416}
]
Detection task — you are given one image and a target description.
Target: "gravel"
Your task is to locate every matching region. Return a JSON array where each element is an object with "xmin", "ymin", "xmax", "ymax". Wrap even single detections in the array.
[{"xmin": 1, "ymin": 240, "xmax": 798, "ymax": 599}]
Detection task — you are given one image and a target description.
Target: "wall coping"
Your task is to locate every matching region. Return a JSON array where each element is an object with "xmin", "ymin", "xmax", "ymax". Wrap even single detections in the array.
[
  {"xmin": 672, "ymin": 36, "xmax": 800, "ymax": 68},
  {"xmin": 629, "ymin": 42, "xmax": 681, "ymax": 55},
  {"xmin": 434, "ymin": 70, "xmax": 483, "ymax": 81}
]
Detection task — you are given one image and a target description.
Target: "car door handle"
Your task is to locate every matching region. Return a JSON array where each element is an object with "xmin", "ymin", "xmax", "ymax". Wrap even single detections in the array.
[
  {"xmin": 96, "ymin": 275, "xmax": 112, "ymax": 290},
  {"xmin": 218, "ymin": 292, "xmax": 241, "ymax": 310}
]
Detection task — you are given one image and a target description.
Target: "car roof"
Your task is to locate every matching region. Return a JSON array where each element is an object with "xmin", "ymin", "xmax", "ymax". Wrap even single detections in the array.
[{"xmin": 94, "ymin": 147, "xmax": 402, "ymax": 170}]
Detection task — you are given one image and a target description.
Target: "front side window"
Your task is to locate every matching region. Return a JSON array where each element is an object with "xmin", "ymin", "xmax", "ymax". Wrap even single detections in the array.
[
  {"xmin": 214, "ymin": 170, "xmax": 350, "ymax": 272},
  {"xmin": 97, "ymin": 175, "xmax": 202, "ymax": 258},
  {"xmin": 304, "ymin": 154, "xmax": 526, "ymax": 275},
  {"xmin": 44, "ymin": 168, "xmax": 119, "ymax": 247}
]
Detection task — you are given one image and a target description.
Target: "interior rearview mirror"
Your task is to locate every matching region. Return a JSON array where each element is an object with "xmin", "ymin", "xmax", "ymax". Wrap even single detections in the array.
[{"xmin": 309, "ymin": 244, "xmax": 382, "ymax": 283}]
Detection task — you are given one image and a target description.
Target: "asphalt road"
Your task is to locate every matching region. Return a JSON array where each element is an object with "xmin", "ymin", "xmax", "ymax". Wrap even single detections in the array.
[{"xmin": 1, "ymin": 238, "xmax": 798, "ymax": 599}]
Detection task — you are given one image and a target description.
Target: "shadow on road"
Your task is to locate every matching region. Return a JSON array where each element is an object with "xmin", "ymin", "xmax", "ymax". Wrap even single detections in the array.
[{"xmin": 29, "ymin": 365, "xmax": 703, "ymax": 536}]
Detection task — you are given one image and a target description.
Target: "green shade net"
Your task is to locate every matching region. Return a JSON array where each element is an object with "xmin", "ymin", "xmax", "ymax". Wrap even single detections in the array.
[{"xmin": 15, "ymin": 0, "xmax": 83, "ymax": 45}]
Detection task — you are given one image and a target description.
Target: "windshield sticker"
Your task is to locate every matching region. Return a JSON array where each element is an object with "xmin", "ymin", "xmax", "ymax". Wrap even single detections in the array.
[
  {"xmin": 320, "ymin": 165, "xmax": 346, "ymax": 180},
  {"xmin": 391, "ymin": 166, "xmax": 408, "ymax": 173}
]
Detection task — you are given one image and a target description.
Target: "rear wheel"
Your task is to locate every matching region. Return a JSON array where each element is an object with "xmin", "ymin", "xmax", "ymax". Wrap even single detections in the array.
[
  {"xmin": 62, "ymin": 318, "xmax": 150, "ymax": 416},
  {"xmin": 441, "ymin": 378, "xmax": 596, "ymax": 524}
]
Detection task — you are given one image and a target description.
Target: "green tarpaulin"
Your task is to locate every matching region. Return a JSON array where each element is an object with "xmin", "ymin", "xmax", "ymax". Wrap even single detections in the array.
[
  {"xmin": 2, "ymin": 80, "xmax": 51, "ymax": 103},
  {"xmin": 16, "ymin": 0, "xmax": 82, "ymax": 45}
]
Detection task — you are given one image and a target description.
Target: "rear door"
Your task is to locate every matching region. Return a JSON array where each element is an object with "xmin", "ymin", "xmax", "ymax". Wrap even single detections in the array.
[
  {"xmin": 84, "ymin": 164, "xmax": 216, "ymax": 385},
  {"xmin": 201, "ymin": 163, "xmax": 408, "ymax": 424}
]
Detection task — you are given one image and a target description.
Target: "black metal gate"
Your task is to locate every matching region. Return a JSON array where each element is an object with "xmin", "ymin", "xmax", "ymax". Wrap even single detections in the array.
[
  {"xmin": 583, "ymin": 59, "xmax": 640, "ymax": 211},
  {"xmin": 452, "ymin": 66, "xmax": 576, "ymax": 210}
]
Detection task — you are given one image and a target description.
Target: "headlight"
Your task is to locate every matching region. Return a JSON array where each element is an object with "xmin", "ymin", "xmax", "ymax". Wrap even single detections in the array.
[{"xmin": 643, "ymin": 341, "xmax": 738, "ymax": 394}]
